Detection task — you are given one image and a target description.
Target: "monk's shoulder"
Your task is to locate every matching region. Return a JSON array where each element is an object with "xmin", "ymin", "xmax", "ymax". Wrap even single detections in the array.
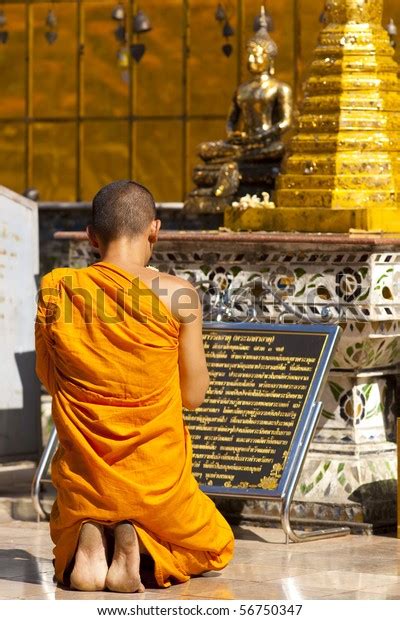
[
  {"xmin": 153, "ymin": 272, "xmax": 201, "ymax": 322},
  {"xmin": 40, "ymin": 267, "xmax": 72, "ymax": 290},
  {"xmin": 155, "ymin": 271, "xmax": 198, "ymax": 297}
]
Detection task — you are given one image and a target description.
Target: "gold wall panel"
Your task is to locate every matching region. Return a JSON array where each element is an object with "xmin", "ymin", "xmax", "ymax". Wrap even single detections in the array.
[
  {"xmin": 81, "ymin": 120, "xmax": 129, "ymax": 201},
  {"xmin": 134, "ymin": 120, "xmax": 183, "ymax": 202},
  {"xmin": 0, "ymin": 5, "xmax": 25, "ymax": 118},
  {"xmin": 82, "ymin": 3, "xmax": 129, "ymax": 117},
  {"xmin": 134, "ymin": 0, "xmax": 184, "ymax": 117},
  {"xmin": 0, "ymin": 123, "xmax": 25, "ymax": 192},
  {"xmin": 31, "ymin": 122, "xmax": 76, "ymax": 200},
  {"xmin": 32, "ymin": 3, "xmax": 77, "ymax": 118},
  {"xmin": 0, "ymin": 0, "xmax": 400, "ymax": 201}
]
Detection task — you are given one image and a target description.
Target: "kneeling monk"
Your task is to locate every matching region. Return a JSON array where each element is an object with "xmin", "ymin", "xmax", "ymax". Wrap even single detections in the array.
[{"xmin": 35, "ymin": 180, "xmax": 234, "ymax": 592}]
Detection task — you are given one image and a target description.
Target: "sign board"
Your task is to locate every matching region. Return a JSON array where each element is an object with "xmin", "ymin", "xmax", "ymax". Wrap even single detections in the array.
[
  {"xmin": 0, "ymin": 186, "xmax": 41, "ymax": 462},
  {"xmin": 184, "ymin": 322, "xmax": 340, "ymax": 500}
]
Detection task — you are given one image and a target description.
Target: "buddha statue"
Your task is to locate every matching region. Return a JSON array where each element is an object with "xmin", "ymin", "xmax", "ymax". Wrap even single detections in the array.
[{"xmin": 184, "ymin": 7, "xmax": 293, "ymax": 215}]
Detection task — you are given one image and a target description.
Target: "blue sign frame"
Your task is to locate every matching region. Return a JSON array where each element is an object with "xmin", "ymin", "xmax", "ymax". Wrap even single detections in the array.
[{"xmin": 194, "ymin": 321, "xmax": 341, "ymax": 501}]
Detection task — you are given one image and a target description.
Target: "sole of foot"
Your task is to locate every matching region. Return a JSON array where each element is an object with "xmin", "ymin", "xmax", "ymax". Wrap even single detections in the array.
[
  {"xmin": 105, "ymin": 522, "xmax": 145, "ymax": 593},
  {"xmin": 70, "ymin": 522, "xmax": 109, "ymax": 591}
]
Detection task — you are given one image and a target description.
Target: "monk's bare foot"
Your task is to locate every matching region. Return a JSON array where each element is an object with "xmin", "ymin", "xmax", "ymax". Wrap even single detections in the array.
[
  {"xmin": 70, "ymin": 522, "xmax": 108, "ymax": 591},
  {"xmin": 105, "ymin": 522, "xmax": 144, "ymax": 593}
]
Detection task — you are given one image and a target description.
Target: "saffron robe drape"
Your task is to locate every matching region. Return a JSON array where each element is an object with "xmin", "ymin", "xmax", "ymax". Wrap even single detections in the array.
[{"xmin": 35, "ymin": 262, "xmax": 234, "ymax": 587}]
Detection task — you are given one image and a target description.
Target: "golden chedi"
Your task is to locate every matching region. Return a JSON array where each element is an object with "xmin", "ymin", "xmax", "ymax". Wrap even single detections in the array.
[{"xmin": 225, "ymin": 0, "xmax": 400, "ymax": 233}]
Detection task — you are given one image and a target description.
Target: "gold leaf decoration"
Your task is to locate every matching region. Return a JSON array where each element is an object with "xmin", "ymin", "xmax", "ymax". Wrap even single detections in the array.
[{"xmin": 260, "ymin": 476, "xmax": 278, "ymax": 490}]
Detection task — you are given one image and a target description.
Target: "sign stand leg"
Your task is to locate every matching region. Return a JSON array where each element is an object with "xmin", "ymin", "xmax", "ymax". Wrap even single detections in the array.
[
  {"xmin": 31, "ymin": 427, "xmax": 58, "ymax": 520},
  {"xmin": 280, "ymin": 495, "xmax": 350, "ymax": 542},
  {"xmin": 279, "ymin": 402, "xmax": 350, "ymax": 542}
]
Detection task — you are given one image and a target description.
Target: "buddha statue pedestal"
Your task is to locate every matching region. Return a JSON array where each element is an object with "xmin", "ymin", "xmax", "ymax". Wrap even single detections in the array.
[
  {"xmin": 184, "ymin": 159, "xmax": 283, "ymax": 216},
  {"xmin": 184, "ymin": 8, "xmax": 292, "ymax": 216},
  {"xmin": 225, "ymin": 0, "xmax": 400, "ymax": 233}
]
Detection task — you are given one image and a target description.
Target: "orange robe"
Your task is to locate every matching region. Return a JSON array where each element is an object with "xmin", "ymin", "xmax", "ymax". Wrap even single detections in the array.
[{"xmin": 35, "ymin": 262, "xmax": 234, "ymax": 587}]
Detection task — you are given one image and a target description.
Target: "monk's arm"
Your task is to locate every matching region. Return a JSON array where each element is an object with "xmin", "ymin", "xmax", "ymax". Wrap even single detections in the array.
[
  {"xmin": 174, "ymin": 283, "xmax": 209, "ymax": 411},
  {"xmin": 35, "ymin": 278, "xmax": 57, "ymax": 396}
]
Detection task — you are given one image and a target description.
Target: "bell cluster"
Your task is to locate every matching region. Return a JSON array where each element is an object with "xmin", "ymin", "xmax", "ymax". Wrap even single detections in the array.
[{"xmin": 215, "ymin": 3, "xmax": 274, "ymax": 58}]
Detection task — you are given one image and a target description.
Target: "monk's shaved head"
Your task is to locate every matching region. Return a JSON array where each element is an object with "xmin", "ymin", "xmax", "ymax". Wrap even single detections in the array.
[{"xmin": 92, "ymin": 180, "xmax": 157, "ymax": 243}]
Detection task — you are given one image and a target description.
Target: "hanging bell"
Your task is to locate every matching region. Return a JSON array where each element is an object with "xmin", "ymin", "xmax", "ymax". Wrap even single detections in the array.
[
  {"xmin": 112, "ymin": 4, "xmax": 125, "ymax": 22},
  {"xmin": 386, "ymin": 18, "xmax": 398, "ymax": 37},
  {"xmin": 319, "ymin": 10, "xmax": 328, "ymax": 24},
  {"xmin": 23, "ymin": 187, "xmax": 40, "ymax": 201},
  {"xmin": 133, "ymin": 9, "xmax": 152, "ymax": 34},
  {"xmin": 130, "ymin": 43, "xmax": 146, "ymax": 63},
  {"xmin": 114, "ymin": 24, "xmax": 126, "ymax": 43},
  {"xmin": 117, "ymin": 46, "xmax": 129, "ymax": 69},
  {"xmin": 215, "ymin": 3, "xmax": 226, "ymax": 22},
  {"xmin": 45, "ymin": 30, "xmax": 58, "ymax": 44},
  {"xmin": 223, "ymin": 21, "xmax": 234, "ymax": 38},
  {"xmin": 46, "ymin": 9, "xmax": 57, "ymax": 29},
  {"xmin": 386, "ymin": 18, "xmax": 398, "ymax": 48},
  {"xmin": 0, "ymin": 11, "xmax": 7, "ymax": 43},
  {"xmin": 222, "ymin": 43, "xmax": 232, "ymax": 57}
]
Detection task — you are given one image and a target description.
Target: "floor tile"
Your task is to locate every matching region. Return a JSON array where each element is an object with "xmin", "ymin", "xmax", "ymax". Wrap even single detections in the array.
[
  {"xmin": 275, "ymin": 570, "xmax": 400, "ymax": 593},
  {"xmin": 1, "ymin": 521, "xmax": 400, "ymax": 600}
]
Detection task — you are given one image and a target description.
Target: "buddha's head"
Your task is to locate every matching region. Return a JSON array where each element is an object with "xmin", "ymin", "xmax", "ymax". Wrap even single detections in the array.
[{"xmin": 247, "ymin": 7, "xmax": 278, "ymax": 76}]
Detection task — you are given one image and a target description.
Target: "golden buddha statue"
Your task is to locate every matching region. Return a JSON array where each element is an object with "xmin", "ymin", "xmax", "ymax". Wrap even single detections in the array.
[{"xmin": 184, "ymin": 7, "xmax": 293, "ymax": 215}]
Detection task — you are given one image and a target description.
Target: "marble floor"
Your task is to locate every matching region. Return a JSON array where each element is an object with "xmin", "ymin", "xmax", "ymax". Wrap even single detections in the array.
[{"xmin": 1, "ymin": 521, "xmax": 400, "ymax": 600}]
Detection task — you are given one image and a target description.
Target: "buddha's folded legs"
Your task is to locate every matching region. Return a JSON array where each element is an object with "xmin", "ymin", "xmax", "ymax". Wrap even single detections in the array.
[
  {"xmin": 197, "ymin": 140, "xmax": 242, "ymax": 162},
  {"xmin": 196, "ymin": 139, "xmax": 285, "ymax": 166},
  {"xmin": 239, "ymin": 141, "xmax": 285, "ymax": 162}
]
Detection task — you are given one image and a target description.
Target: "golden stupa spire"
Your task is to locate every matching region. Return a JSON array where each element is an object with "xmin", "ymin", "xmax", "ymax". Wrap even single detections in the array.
[
  {"xmin": 274, "ymin": 0, "xmax": 400, "ymax": 232},
  {"xmin": 225, "ymin": 0, "xmax": 400, "ymax": 233}
]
